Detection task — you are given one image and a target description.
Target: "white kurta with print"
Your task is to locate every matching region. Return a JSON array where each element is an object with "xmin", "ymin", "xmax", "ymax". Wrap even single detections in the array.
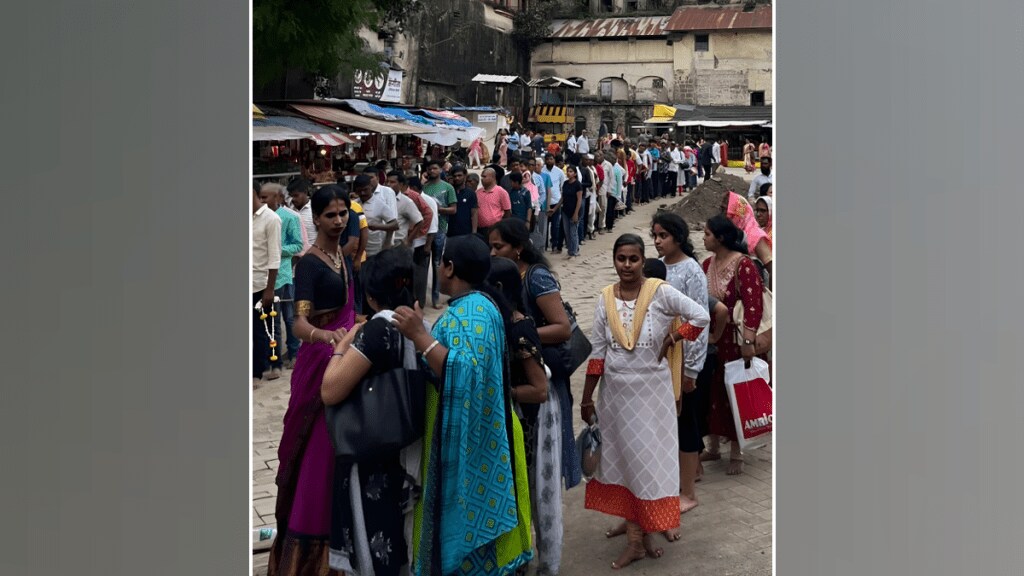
[{"xmin": 589, "ymin": 283, "xmax": 709, "ymax": 500}]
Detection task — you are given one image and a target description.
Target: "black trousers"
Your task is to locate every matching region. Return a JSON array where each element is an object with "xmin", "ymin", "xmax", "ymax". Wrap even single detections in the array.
[
  {"xmin": 253, "ymin": 291, "xmax": 270, "ymax": 378},
  {"xmin": 605, "ymin": 196, "xmax": 618, "ymax": 231}
]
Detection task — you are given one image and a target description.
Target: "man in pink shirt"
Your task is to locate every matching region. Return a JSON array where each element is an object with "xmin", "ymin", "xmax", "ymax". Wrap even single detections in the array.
[{"xmin": 475, "ymin": 167, "xmax": 511, "ymax": 239}]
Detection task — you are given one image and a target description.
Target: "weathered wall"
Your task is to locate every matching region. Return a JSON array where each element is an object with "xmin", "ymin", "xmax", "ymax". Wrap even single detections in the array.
[
  {"xmin": 572, "ymin": 103, "xmax": 655, "ymax": 138},
  {"xmin": 532, "ymin": 39, "xmax": 673, "ymax": 102},
  {"xmin": 325, "ymin": 0, "xmax": 528, "ymax": 108},
  {"xmin": 672, "ymin": 29, "xmax": 772, "ymax": 105},
  {"xmin": 533, "ymin": 28, "xmax": 769, "ymax": 106},
  {"xmin": 412, "ymin": 0, "xmax": 528, "ymax": 109}
]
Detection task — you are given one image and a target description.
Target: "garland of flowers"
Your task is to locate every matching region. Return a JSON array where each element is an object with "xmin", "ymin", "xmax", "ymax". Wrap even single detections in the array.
[{"xmin": 257, "ymin": 296, "xmax": 280, "ymax": 362}]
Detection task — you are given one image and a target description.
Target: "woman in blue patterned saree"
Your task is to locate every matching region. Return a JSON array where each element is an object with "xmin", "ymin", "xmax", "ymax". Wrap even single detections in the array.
[{"xmin": 392, "ymin": 234, "xmax": 533, "ymax": 576}]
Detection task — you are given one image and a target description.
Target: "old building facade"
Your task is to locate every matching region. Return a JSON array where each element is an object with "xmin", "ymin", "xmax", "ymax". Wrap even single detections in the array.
[{"xmin": 530, "ymin": 4, "xmax": 771, "ymax": 135}]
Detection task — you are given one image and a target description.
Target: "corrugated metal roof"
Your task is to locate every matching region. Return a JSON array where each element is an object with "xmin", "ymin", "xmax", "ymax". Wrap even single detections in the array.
[
  {"xmin": 683, "ymin": 105, "xmax": 773, "ymax": 121},
  {"xmin": 666, "ymin": 5, "xmax": 772, "ymax": 32},
  {"xmin": 548, "ymin": 16, "xmax": 669, "ymax": 39},
  {"xmin": 471, "ymin": 74, "xmax": 524, "ymax": 84},
  {"xmin": 527, "ymin": 77, "xmax": 582, "ymax": 88}
]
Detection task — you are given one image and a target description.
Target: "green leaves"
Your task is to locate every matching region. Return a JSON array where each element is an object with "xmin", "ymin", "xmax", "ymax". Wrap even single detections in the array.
[{"xmin": 253, "ymin": 0, "xmax": 422, "ymax": 90}]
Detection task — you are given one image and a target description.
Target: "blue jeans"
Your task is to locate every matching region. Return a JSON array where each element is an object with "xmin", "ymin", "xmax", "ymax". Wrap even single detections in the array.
[
  {"xmin": 562, "ymin": 210, "xmax": 580, "ymax": 256},
  {"xmin": 430, "ymin": 231, "xmax": 447, "ymax": 305},
  {"xmin": 532, "ymin": 208, "xmax": 548, "ymax": 251},
  {"xmin": 549, "ymin": 210, "xmax": 563, "ymax": 251},
  {"xmin": 272, "ymin": 284, "xmax": 298, "ymax": 366}
]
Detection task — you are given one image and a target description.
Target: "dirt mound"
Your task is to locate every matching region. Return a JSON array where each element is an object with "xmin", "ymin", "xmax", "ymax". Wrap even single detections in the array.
[{"xmin": 666, "ymin": 173, "xmax": 750, "ymax": 228}]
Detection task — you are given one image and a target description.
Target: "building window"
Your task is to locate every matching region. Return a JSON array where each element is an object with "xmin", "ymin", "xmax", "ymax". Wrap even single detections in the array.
[
  {"xmin": 652, "ymin": 78, "xmax": 664, "ymax": 89},
  {"xmin": 750, "ymin": 91, "xmax": 765, "ymax": 106},
  {"xmin": 600, "ymin": 79, "xmax": 613, "ymax": 102},
  {"xmin": 602, "ymin": 0, "xmax": 614, "ymax": 12},
  {"xmin": 695, "ymin": 34, "xmax": 709, "ymax": 52},
  {"xmin": 626, "ymin": 0, "xmax": 639, "ymax": 11}
]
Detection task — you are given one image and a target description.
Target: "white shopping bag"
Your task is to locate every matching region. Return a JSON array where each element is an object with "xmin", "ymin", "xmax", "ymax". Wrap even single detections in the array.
[{"xmin": 723, "ymin": 358, "xmax": 773, "ymax": 452}]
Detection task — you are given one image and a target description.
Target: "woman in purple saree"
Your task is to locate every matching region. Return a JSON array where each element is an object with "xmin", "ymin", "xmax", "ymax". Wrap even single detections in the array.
[{"xmin": 268, "ymin": 186, "xmax": 356, "ymax": 576}]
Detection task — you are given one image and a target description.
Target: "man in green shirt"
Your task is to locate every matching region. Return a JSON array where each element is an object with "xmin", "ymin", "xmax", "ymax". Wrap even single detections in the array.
[{"xmin": 421, "ymin": 160, "xmax": 457, "ymax": 308}]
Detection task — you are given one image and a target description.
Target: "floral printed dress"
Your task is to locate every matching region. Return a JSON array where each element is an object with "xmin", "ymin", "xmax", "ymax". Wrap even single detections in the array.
[{"xmin": 328, "ymin": 317, "xmax": 413, "ymax": 576}]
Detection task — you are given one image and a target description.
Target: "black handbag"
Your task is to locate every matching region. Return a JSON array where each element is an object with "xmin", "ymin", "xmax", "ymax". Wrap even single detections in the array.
[
  {"xmin": 525, "ymin": 265, "xmax": 593, "ymax": 378},
  {"xmin": 560, "ymin": 301, "xmax": 593, "ymax": 377},
  {"xmin": 325, "ymin": 334, "xmax": 426, "ymax": 460}
]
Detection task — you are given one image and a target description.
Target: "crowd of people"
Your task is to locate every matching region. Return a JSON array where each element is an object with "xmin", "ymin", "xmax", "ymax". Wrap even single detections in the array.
[{"xmin": 251, "ymin": 130, "xmax": 775, "ymax": 575}]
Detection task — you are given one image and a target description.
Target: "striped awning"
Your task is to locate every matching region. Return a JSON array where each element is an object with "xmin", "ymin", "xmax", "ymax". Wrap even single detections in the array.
[
  {"xmin": 308, "ymin": 132, "xmax": 356, "ymax": 145},
  {"xmin": 529, "ymin": 105, "xmax": 574, "ymax": 123},
  {"xmin": 291, "ymin": 104, "xmax": 432, "ymax": 135},
  {"xmin": 252, "ymin": 114, "xmax": 357, "ymax": 144}
]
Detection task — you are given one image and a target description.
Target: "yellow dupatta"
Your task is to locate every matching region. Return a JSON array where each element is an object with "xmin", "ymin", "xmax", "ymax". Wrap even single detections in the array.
[
  {"xmin": 603, "ymin": 278, "xmax": 685, "ymax": 399},
  {"xmin": 601, "ymin": 278, "xmax": 665, "ymax": 351}
]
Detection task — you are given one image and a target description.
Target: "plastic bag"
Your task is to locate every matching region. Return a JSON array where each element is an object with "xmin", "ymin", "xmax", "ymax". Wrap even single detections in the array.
[
  {"xmin": 723, "ymin": 358, "xmax": 773, "ymax": 451},
  {"xmin": 575, "ymin": 416, "xmax": 602, "ymax": 478}
]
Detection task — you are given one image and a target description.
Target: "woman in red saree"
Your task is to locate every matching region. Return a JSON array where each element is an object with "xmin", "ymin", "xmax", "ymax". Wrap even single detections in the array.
[
  {"xmin": 268, "ymin": 186, "xmax": 356, "ymax": 576},
  {"xmin": 743, "ymin": 139, "xmax": 756, "ymax": 173},
  {"xmin": 700, "ymin": 215, "xmax": 765, "ymax": 476},
  {"xmin": 722, "ymin": 191, "xmax": 773, "ymax": 289}
]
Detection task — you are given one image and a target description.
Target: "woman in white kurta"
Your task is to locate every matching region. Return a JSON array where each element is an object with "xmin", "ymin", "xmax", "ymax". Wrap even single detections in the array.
[{"xmin": 580, "ymin": 234, "xmax": 710, "ymax": 570}]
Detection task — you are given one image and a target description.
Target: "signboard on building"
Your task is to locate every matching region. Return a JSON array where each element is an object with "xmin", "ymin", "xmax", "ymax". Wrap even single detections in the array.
[
  {"xmin": 353, "ymin": 69, "xmax": 403, "ymax": 103},
  {"xmin": 478, "ymin": 113, "xmax": 498, "ymax": 123}
]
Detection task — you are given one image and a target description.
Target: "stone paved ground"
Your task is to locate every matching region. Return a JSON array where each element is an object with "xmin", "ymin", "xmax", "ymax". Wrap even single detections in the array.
[{"xmin": 253, "ymin": 166, "xmax": 772, "ymax": 575}]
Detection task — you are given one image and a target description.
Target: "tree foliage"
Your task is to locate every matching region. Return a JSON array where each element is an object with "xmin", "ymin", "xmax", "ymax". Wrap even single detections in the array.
[{"xmin": 253, "ymin": 0, "xmax": 423, "ymax": 90}]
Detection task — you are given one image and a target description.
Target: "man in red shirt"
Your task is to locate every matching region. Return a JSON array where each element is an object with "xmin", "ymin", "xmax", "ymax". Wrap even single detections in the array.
[{"xmin": 475, "ymin": 167, "xmax": 512, "ymax": 240}]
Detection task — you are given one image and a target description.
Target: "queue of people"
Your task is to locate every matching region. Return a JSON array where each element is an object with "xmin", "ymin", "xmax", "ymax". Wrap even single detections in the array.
[{"xmin": 251, "ymin": 144, "xmax": 775, "ymax": 575}]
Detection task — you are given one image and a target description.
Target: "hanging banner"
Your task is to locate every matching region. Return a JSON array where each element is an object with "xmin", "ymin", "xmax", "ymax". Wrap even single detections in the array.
[
  {"xmin": 381, "ymin": 70, "xmax": 403, "ymax": 103},
  {"xmin": 352, "ymin": 69, "xmax": 404, "ymax": 103}
]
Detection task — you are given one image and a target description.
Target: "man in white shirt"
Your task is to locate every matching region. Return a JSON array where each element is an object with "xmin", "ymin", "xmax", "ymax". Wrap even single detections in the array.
[
  {"xmin": 354, "ymin": 173, "xmax": 398, "ymax": 260},
  {"xmin": 252, "ymin": 185, "xmax": 281, "ymax": 383},
  {"xmin": 542, "ymin": 153, "xmax": 567, "ymax": 253},
  {"xmin": 583, "ymin": 154, "xmax": 599, "ymax": 239},
  {"xmin": 711, "ymin": 137, "xmax": 722, "ymax": 176},
  {"xmin": 598, "ymin": 151, "xmax": 613, "ymax": 234},
  {"xmin": 566, "ymin": 132, "xmax": 578, "ymax": 166},
  {"xmin": 577, "ymin": 129, "xmax": 590, "ymax": 157},
  {"xmin": 363, "ymin": 165, "xmax": 398, "ymax": 219},
  {"xmin": 669, "ymin": 143, "xmax": 683, "ymax": 196},
  {"xmin": 388, "ymin": 174, "xmax": 425, "ymax": 247},
  {"xmin": 519, "ymin": 130, "xmax": 531, "ymax": 151},
  {"xmin": 417, "ymin": 190, "xmax": 439, "ymax": 307},
  {"xmin": 286, "ymin": 177, "xmax": 316, "ymax": 255},
  {"xmin": 637, "ymin": 142, "xmax": 653, "ymax": 204}
]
